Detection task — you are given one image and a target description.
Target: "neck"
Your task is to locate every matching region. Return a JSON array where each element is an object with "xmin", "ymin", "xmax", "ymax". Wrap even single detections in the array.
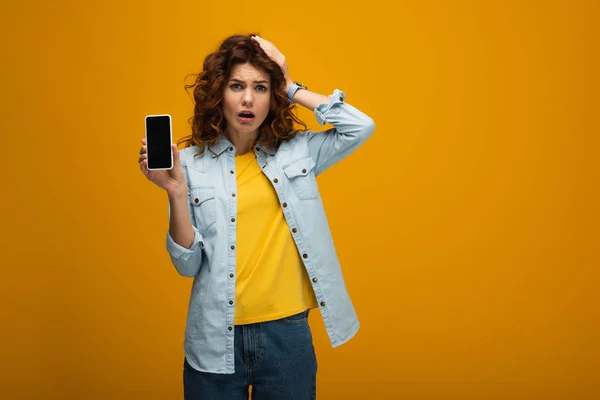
[{"xmin": 224, "ymin": 125, "xmax": 259, "ymax": 155}]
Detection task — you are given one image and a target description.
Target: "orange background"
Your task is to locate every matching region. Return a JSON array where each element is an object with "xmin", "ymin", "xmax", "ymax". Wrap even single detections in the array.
[{"xmin": 1, "ymin": 0, "xmax": 598, "ymax": 398}]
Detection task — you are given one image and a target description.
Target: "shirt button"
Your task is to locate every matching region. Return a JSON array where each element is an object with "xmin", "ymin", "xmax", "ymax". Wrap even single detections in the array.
[
  {"xmin": 273, "ymin": 178, "xmax": 278, "ymax": 183},
  {"xmin": 302, "ymin": 253, "xmax": 308, "ymax": 258},
  {"xmin": 312, "ymin": 277, "xmax": 318, "ymax": 283},
  {"xmin": 229, "ymin": 300, "xmax": 233, "ymax": 305},
  {"xmin": 230, "ymin": 273, "xmax": 234, "ymax": 278},
  {"xmin": 232, "ymin": 193, "xmax": 236, "ymax": 197},
  {"xmin": 231, "ymin": 245, "xmax": 235, "ymax": 250},
  {"xmin": 292, "ymin": 228, "xmax": 297, "ymax": 233},
  {"xmin": 320, "ymin": 301, "xmax": 326, "ymax": 307},
  {"xmin": 302, "ymin": 168, "xmax": 306, "ymax": 174},
  {"xmin": 230, "ymin": 170, "xmax": 234, "ymax": 174},
  {"xmin": 283, "ymin": 202, "xmax": 287, "ymax": 208},
  {"xmin": 194, "ymin": 198, "xmax": 199, "ymax": 204},
  {"xmin": 228, "ymin": 326, "xmax": 233, "ymax": 331},
  {"xmin": 231, "ymin": 217, "xmax": 236, "ymax": 222},
  {"xmin": 229, "ymin": 147, "xmax": 233, "ymax": 151}
]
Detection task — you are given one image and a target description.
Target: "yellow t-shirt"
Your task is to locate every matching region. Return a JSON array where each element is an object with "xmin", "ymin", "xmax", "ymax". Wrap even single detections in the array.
[{"xmin": 233, "ymin": 151, "xmax": 317, "ymax": 325}]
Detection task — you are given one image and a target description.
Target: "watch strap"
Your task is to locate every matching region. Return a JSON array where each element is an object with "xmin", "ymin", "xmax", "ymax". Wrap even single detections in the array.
[{"xmin": 287, "ymin": 81, "xmax": 307, "ymax": 104}]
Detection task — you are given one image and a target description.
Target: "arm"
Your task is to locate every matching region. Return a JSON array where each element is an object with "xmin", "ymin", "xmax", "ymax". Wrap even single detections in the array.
[
  {"xmin": 165, "ymin": 154, "xmax": 204, "ymax": 278},
  {"xmin": 286, "ymin": 81, "xmax": 332, "ymax": 111},
  {"xmin": 252, "ymin": 35, "xmax": 376, "ymax": 175},
  {"xmin": 296, "ymin": 87, "xmax": 375, "ymax": 176},
  {"xmin": 168, "ymin": 190, "xmax": 195, "ymax": 248}
]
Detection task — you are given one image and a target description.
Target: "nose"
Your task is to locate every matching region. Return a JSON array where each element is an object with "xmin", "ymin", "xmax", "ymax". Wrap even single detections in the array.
[{"xmin": 241, "ymin": 88, "xmax": 254, "ymax": 106}]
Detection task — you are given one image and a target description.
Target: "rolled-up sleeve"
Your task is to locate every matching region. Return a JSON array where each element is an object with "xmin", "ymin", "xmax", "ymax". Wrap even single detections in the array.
[
  {"xmin": 166, "ymin": 228, "xmax": 204, "ymax": 260},
  {"xmin": 307, "ymin": 89, "xmax": 375, "ymax": 176}
]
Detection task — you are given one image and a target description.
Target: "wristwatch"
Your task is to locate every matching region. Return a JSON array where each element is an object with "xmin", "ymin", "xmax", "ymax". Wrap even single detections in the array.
[{"xmin": 287, "ymin": 81, "xmax": 307, "ymax": 104}]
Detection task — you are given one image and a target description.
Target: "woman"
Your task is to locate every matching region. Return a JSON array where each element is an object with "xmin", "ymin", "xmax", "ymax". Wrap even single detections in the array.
[{"xmin": 138, "ymin": 34, "xmax": 375, "ymax": 399}]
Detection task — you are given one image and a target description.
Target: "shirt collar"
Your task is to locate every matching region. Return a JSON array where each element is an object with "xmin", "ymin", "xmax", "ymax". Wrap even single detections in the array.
[{"xmin": 210, "ymin": 133, "xmax": 277, "ymax": 156}]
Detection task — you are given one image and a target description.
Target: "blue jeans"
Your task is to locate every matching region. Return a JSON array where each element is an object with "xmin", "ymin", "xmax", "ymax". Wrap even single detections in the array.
[{"xmin": 183, "ymin": 310, "xmax": 318, "ymax": 399}]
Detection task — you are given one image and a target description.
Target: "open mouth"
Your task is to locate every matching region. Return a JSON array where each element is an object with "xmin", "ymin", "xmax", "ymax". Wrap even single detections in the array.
[{"xmin": 238, "ymin": 111, "xmax": 256, "ymax": 123}]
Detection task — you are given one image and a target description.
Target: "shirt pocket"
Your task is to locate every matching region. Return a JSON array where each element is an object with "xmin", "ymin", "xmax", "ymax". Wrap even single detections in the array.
[
  {"xmin": 189, "ymin": 186, "xmax": 217, "ymax": 231},
  {"xmin": 283, "ymin": 156, "xmax": 318, "ymax": 200}
]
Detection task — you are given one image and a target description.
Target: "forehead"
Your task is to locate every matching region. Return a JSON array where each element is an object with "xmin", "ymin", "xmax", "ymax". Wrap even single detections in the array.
[{"xmin": 229, "ymin": 63, "xmax": 270, "ymax": 83}]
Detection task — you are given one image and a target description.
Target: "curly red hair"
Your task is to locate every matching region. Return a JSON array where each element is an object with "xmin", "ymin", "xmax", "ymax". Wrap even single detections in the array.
[{"xmin": 178, "ymin": 33, "xmax": 307, "ymax": 157}]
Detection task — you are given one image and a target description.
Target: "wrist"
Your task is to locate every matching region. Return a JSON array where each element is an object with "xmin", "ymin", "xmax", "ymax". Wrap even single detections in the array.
[
  {"xmin": 286, "ymin": 80, "xmax": 309, "ymax": 104},
  {"xmin": 167, "ymin": 184, "xmax": 187, "ymax": 200},
  {"xmin": 284, "ymin": 79, "xmax": 293, "ymax": 93}
]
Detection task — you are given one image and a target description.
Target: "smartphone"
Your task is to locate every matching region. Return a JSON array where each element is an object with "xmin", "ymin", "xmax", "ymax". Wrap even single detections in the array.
[{"xmin": 145, "ymin": 114, "xmax": 173, "ymax": 170}]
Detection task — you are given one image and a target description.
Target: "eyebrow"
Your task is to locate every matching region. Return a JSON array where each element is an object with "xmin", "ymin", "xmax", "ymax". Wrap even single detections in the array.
[{"xmin": 229, "ymin": 78, "xmax": 270, "ymax": 85}]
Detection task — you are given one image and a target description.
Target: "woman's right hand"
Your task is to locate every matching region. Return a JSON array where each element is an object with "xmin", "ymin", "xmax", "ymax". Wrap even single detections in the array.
[{"xmin": 138, "ymin": 138, "xmax": 187, "ymax": 197}]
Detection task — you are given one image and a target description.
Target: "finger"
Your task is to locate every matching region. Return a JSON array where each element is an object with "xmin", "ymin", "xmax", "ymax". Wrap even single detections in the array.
[
  {"xmin": 138, "ymin": 154, "xmax": 147, "ymax": 163},
  {"xmin": 261, "ymin": 42, "xmax": 282, "ymax": 60},
  {"xmin": 139, "ymin": 145, "xmax": 146, "ymax": 155},
  {"xmin": 257, "ymin": 39, "xmax": 274, "ymax": 51},
  {"xmin": 257, "ymin": 43, "xmax": 276, "ymax": 60},
  {"xmin": 141, "ymin": 138, "xmax": 146, "ymax": 144},
  {"xmin": 255, "ymin": 36, "xmax": 272, "ymax": 47},
  {"xmin": 254, "ymin": 39, "xmax": 269, "ymax": 53},
  {"xmin": 254, "ymin": 36, "xmax": 273, "ymax": 52},
  {"xmin": 259, "ymin": 38, "xmax": 277, "ymax": 52},
  {"xmin": 140, "ymin": 159, "xmax": 148, "ymax": 174}
]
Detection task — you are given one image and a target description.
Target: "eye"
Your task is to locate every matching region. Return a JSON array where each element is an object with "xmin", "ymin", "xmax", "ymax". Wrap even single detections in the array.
[
  {"xmin": 231, "ymin": 83, "xmax": 242, "ymax": 90},
  {"xmin": 256, "ymin": 85, "xmax": 268, "ymax": 92}
]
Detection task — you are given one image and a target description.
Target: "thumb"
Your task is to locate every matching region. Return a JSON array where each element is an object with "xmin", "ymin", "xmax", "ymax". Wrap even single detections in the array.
[{"xmin": 172, "ymin": 144, "xmax": 181, "ymax": 167}]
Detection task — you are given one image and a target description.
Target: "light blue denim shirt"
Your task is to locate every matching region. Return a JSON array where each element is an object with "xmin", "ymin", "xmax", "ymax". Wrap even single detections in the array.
[{"xmin": 166, "ymin": 89, "xmax": 375, "ymax": 374}]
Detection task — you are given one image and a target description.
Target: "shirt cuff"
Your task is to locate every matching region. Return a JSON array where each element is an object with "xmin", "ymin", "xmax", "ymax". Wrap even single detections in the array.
[
  {"xmin": 314, "ymin": 89, "xmax": 346, "ymax": 126},
  {"xmin": 166, "ymin": 229, "xmax": 204, "ymax": 261}
]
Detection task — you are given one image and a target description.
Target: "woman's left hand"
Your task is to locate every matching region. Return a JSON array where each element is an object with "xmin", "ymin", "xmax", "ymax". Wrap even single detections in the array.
[{"xmin": 252, "ymin": 35, "xmax": 293, "ymax": 89}]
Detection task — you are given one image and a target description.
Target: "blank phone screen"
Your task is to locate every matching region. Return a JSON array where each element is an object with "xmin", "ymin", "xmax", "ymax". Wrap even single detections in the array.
[{"xmin": 146, "ymin": 115, "xmax": 172, "ymax": 169}]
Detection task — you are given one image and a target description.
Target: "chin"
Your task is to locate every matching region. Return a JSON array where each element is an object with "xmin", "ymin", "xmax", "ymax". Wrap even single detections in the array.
[{"xmin": 238, "ymin": 123, "xmax": 257, "ymax": 131}]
